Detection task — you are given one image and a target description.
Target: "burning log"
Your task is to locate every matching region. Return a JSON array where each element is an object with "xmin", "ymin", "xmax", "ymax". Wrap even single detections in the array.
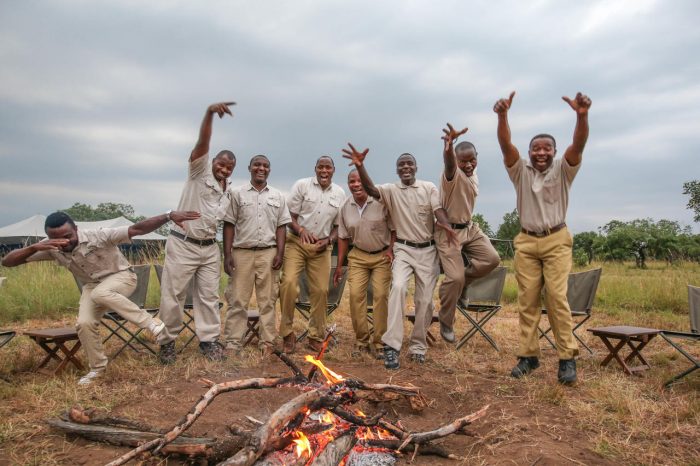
[{"xmin": 309, "ymin": 430, "xmax": 357, "ymax": 466}]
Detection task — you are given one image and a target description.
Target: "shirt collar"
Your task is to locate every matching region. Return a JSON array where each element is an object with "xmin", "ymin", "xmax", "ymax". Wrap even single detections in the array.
[
  {"xmin": 350, "ymin": 196, "xmax": 373, "ymax": 208},
  {"xmin": 312, "ymin": 177, "xmax": 334, "ymax": 192},
  {"xmin": 246, "ymin": 182, "xmax": 269, "ymax": 193},
  {"xmin": 396, "ymin": 180, "xmax": 418, "ymax": 189}
]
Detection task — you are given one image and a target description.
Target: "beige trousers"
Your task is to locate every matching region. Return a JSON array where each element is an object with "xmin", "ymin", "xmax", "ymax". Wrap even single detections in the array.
[
  {"xmin": 436, "ymin": 223, "xmax": 500, "ymax": 327},
  {"xmin": 278, "ymin": 234, "xmax": 331, "ymax": 342},
  {"xmin": 347, "ymin": 247, "xmax": 391, "ymax": 351},
  {"xmin": 76, "ymin": 270, "xmax": 155, "ymax": 371},
  {"xmin": 513, "ymin": 227, "xmax": 579, "ymax": 360},
  {"xmin": 157, "ymin": 236, "xmax": 222, "ymax": 345},
  {"xmin": 382, "ymin": 243, "xmax": 440, "ymax": 355},
  {"xmin": 223, "ymin": 248, "xmax": 280, "ymax": 349}
]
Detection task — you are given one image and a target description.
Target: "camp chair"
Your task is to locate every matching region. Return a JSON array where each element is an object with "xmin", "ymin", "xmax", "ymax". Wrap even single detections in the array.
[
  {"xmin": 455, "ymin": 266, "xmax": 507, "ymax": 351},
  {"xmin": 76, "ymin": 265, "xmax": 158, "ymax": 358},
  {"xmin": 538, "ymin": 268, "xmax": 602, "ymax": 354},
  {"xmin": 154, "ymin": 264, "xmax": 200, "ymax": 352},
  {"xmin": 295, "ymin": 265, "xmax": 348, "ymax": 342},
  {"xmin": 0, "ymin": 278, "xmax": 15, "ymax": 351},
  {"xmin": 660, "ymin": 285, "xmax": 700, "ymax": 388}
]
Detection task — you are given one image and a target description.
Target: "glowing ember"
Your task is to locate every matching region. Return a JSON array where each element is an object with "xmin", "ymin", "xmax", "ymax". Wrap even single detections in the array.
[
  {"xmin": 292, "ymin": 431, "xmax": 312, "ymax": 458},
  {"xmin": 355, "ymin": 410, "xmax": 366, "ymax": 417},
  {"xmin": 304, "ymin": 355, "xmax": 345, "ymax": 384},
  {"xmin": 321, "ymin": 410, "xmax": 335, "ymax": 424}
]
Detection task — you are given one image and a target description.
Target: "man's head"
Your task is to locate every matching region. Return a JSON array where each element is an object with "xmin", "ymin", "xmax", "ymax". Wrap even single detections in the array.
[
  {"xmin": 212, "ymin": 150, "xmax": 236, "ymax": 181},
  {"xmin": 455, "ymin": 141, "xmax": 478, "ymax": 177},
  {"xmin": 347, "ymin": 169, "xmax": 367, "ymax": 203},
  {"xmin": 44, "ymin": 211, "xmax": 78, "ymax": 252},
  {"xmin": 315, "ymin": 156, "xmax": 335, "ymax": 189},
  {"xmin": 396, "ymin": 153, "xmax": 417, "ymax": 185},
  {"xmin": 528, "ymin": 134, "xmax": 557, "ymax": 172},
  {"xmin": 248, "ymin": 154, "xmax": 270, "ymax": 186}
]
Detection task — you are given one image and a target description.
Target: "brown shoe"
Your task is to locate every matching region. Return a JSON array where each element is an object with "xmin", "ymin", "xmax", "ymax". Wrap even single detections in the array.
[
  {"xmin": 306, "ymin": 339, "xmax": 323, "ymax": 353},
  {"xmin": 283, "ymin": 333, "xmax": 296, "ymax": 354}
]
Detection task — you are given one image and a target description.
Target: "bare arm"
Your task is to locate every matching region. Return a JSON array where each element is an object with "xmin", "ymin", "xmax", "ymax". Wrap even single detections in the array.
[
  {"xmin": 493, "ymin": 91, "xmax": 520, "ymax": 168},
  {"xmin": 434, "ymin": 208, "xmax": 458, "ymax": 247},
  {"xmin": 273, "ymin": 225, "xmax": 286, "ymax": 270},
  {"xmin": 1, "ymin": 240, "xmax": 67, "ymax": 267},
  {"xmin": 290, "ymin": 212, "xmax": 318, "ymax": 244},
  {"xmin": 441, "ymin": 123, "xmax": 469, "ymax": 181},
  {"xmin": 333, "ymin": 237, "xmax": 349, "ymax": 286},
  {"xmin": 190, "ymin": 102, "xmax": 235, "ymax": 162},
  {"xmin": 223, "ymin": 221, "xmax": 235, "ymax": 276},
  {"xmin": 561, "ymin": 92, "xmax": 592, "ymax": 167},
  {"xmin": 342, "ymin": 144, "xmax": 380, "ymax": 199},
  {"xmin": 127, "ymin": 211, "xmax": 200, "ymax": 238}
]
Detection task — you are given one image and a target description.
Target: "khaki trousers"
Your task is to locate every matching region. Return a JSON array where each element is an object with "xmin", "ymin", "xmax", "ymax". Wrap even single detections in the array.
[
  {"xmin": 513, "ymin": 227, "xmax": 579, "ymax": 360},
  {"xmin": 382, "ymin": 243, "xmax": 440, "ymax": 355},
  {"xmin": 436, "ymin": 223, "xmax": 500, "ymax": 327},
  {"xmin": 76, "ymin": 270, "xmax": 155, "ymax": 371},
  {"xmin": 223, "ymin": 248, "xmax": 280, "ymax": 349},
  {"xmin": 347, "ymin": 247, "xmax": 391, "ymax": 351},
  {"xmin": 158, "ymin": 237, "xmax": 222, "ymax": 345},
  {"xmin": 279, "ymin": 234, "xmax": 332, "ymax": 342}
]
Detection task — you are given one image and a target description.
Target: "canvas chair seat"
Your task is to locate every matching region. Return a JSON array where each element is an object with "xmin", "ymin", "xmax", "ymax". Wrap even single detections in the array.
[
  {"xmin": 295, "ymin": 265, "xmax": 348, "ymax": 342},
  {"xmin": 0, "ymin": 330, "xmax": 16, "ymax": 350},
  {"xmin": 456, "ymin": 266, "xmax": 507, "ymax": 351},
  {"xmin": 660, "ymin": 285, "xmax": 700, "ymax": 388}
]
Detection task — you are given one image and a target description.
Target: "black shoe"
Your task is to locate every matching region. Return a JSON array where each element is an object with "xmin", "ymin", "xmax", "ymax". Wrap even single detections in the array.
[
  {"xmin": 439, "ymin": 322, "xmax": 455, "ymax": 343},
  {"xmin": 558, "ymin": 359, "xmax": 577, "ymax": 385},
  {"xmin": 159, "ymin": 341, "xmax": 177, "ymax": 365},
  {"xmin": 510, "ymin": 356, "xmax": 540, "ymax": 378},
  {"xmin": 199, "ymin": 341, "xmax": 226, "ymax": 362},
  {"xmin": 383, "ymin": 345, "xmax": 400, "ymax": 370},
  {"xmin": 409, "ymin": 353, "xmax": 426, "ymax": 364}
]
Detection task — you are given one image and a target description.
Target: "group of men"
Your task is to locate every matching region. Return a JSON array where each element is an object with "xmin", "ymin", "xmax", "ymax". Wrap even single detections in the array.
[{"xmin": 2, "ymin": 91, "xmax": 591, "ymax": 386}]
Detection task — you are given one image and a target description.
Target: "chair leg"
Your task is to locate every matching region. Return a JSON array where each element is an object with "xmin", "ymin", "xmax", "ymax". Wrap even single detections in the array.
[
  {"xmin": 456, "ymin": 308, "xmax": 500, "ymax": 351},
  {"xmin": 661, "ymin": 333, "xmax": 700, "ymax": 387}
]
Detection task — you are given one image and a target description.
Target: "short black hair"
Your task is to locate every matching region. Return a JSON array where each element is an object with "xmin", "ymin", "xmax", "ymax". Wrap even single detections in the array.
[
  {"xmin": 249, "ymin": 154, "xmax": 270, "ymax": 166},
  {"xmin": 529, "ymin": 134, "xmax": 557, "ymax": 149},
  {"xmin": 316, "ymin": 156, "xmax": 335, "ymax": 167},
  {"xmin": 347, "ymin": 168, "xmax": 358, "ymax": 180},
  {"xmin": 214, "ymin": 150, "xmax": 236, "ymax": 162},
  {"xmin": 396, "ymin": 153, "xmax": 416, "ymax": 164},
  {"xmin": 455, "ymin": 141, "xmax": 477, "ymax": 156},
  {"xmin": 44, "ymin": 211, "xmax": 75, "ymax": 233}
]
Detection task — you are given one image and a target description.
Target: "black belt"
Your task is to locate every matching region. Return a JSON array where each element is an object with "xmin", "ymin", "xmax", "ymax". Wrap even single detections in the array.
[
  {"xmin": 234, "ymin": 245, "xmax": 276, "ymax": 251},
  {"xmin": 521, "ymin": 223, "xmax": 566, "ymax": 238},
  {"xmin": 451, "ymin": 221, "xmax": 471, "ymax": 230},
  {"xmin": 396, "ymin": 238, "xmax": 435, "ymax": 248},
  {"xmin": 353, "ymin": 245, "xmax": 390, "ymax": 255},
  {"xmin": 170, "ymin": 230, "xmax": 217, "ymax": 246}
]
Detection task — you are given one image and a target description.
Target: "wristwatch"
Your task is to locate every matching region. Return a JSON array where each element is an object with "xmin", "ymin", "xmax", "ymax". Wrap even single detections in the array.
[{"xmin": 166, "ymin": 209, "xmax": 172, "ymax": 221}]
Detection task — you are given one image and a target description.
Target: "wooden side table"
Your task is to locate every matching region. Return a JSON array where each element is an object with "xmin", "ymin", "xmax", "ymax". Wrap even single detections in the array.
[
  {"xmin": 588, "ymin": 326, "xmax": 660, "ymax": 375},
  {"xmin": 24, "ymin": 327, "xmax": 84, "ymax": 375}
]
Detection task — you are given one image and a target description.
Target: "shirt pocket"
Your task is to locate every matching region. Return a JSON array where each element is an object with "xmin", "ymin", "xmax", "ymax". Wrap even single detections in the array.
[
  {"xmin": 542, "ymin": 179, "xmax": 560, "ymax": 204},
  {"xmin": 328, "ymin": 195, "xmax": 341, "ymax": 209},
  {"xmin": 417, "ymin": 204, "xmax": 432, "ymax": 220}
]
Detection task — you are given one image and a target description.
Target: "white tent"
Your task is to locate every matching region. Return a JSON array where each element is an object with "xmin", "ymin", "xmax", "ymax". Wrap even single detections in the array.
[{"xmin": 0, "ymin": 215, "xmax": 166, "ymax": 245}]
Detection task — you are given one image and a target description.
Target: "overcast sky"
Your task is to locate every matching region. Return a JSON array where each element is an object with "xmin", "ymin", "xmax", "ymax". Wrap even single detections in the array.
[{"xmin": 1, "ymin": 0, "xmax": 698, "ymax": 233}]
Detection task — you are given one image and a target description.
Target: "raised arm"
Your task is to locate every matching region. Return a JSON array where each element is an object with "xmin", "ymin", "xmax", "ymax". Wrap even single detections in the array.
[
  {"xmin": 128, "ymin": 211, "xmax": 200, "ymax": 238},
  {"xmin": 190, "ymin": 102, "xmax": 236, "ymax": 162},
  {"xmin": 342, "ymin": 143, "xmax": 380, "ymax": 199},
  {"xmin": 493, "ymin": 91, "xmax": 520, "ymax": 168},
  {"xmin": 441, "ymin": 123, "xmax": 469, "ymax": 181},
  {"xmin": 561, "ymin": 92, "xmax": 592, "ymax": 167}
]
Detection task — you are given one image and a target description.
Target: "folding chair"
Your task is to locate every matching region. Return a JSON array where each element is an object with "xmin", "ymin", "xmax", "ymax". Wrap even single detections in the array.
[
  {"xmin": 405, "ymin": 307, "xmax": 440, "ymax": 346},
  {"xmin": 455, "ymin": 266, "xmax": 507, "ymax": 351},
  {"xmin": 660, "ymin": 285, "xmax": 700, "ymax": 387},
  {"xmin": 0, "ymin": 330, "xmax": 16, "ymax": 350},
  {"xmin": 295, "ymin": 265, "xmax": 348, "ymax": 342},
  {"xmin": 539, "ymin": 268, "xmax": 602, "ymax": 354}
]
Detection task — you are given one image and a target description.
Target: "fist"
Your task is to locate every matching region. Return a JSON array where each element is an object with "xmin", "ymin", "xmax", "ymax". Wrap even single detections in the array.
[{"xmin": 493, "ymin": 91, "xmax": 516, "ymax": 114}]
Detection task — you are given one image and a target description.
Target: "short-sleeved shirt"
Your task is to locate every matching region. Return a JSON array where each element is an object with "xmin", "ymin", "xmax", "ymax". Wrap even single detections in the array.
[
  {"xmin": 376, "ymin": 180, "xmax": 441, "ymax": 243},
  {"xmin": 287, "ymin": 177, "xmax": 345, "ymax": 238},
  {"xmin": 441, "ymin": 169, "xmax": 479, "ymax": 224},
  {"xmin": 27, "ymin": 226, "xmax": 132, "ymax": 284},
  {"xmin": 338, "ymin": 197, "xmax": 392, "ymax": 252},
  {"xmin": 506, "ymin": 157, "xmax": 580, "ymax": 231},
  {"xmin": 224, "ymin": 183, "xmax": 292, "ymax": 248},
  {"xmin": 172, "ymin": 155, "xmax": 231, "ymax": 240}
]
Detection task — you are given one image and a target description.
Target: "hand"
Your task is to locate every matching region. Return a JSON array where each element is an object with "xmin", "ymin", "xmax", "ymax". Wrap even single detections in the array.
[
  {"xmin": 441, "ymin": 123, "xmax": 468, "ymax": 150},
  {"xmin": 207, "ymin": 102, "xmax": 236, "ymax": 118},
  {"xmin": 299, "ymin": 228, "xmax": 318, "ymax": 245},
  {"xmin": 33, "ymin": 239, "xmax": 69, "ymax": 251},
  {"xmin": 436, "ymin": 222, "xmax": 459, "ymax": 247},
  {"xmin": 493, "ymin": 91, "xmax": 515, "ymax": 114},
  {"xmin": 332, "ymin": 266, "xmax": 343, "ymax": 287},
  {"xmin": 169, "ymin": 211, "xmax": 201, "ymax": 229},
  {"xmin": 341, "ymin": 143, "xmax": 369, "ymax": 167},
  {"xmin": 315, "ymin": 238, "xmax": 330, "ymax": 253},
  {"xmin": 272, "ymin": 253, "xmax": 284, "ymax": 270},
  {"xmin": 562, "ymin": 92, "xmax": 592, "ymax": 115},
  {"xmin": 383, "ymin": 247, "xmax": 394, "ymax": 264},
  {"xmin": 224, "ymin": 255, "xmax": 235, "ymax": 276}
]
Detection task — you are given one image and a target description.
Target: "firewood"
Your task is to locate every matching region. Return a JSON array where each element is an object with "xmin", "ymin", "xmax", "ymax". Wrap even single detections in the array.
[
  {"xmin": 309, "ymin": 430, "xmax": 357, "ymax": 466},
  {"xmin": 396, "ymin": 405, "xmax": 490, "ymax": 452}
]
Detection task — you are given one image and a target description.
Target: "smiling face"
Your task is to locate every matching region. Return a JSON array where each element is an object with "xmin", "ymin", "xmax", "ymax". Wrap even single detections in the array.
[
  {"xmin": 315, "ymin": 156, "xmax": 335, "ymax": 188},
  {"xmin": 396, "ymin": 153, "xmax": 417, "ymax": 185},
  {"xmin": 456, "ymin": 145, "xmax": 478, "ymax": 177},
  {"xmin": 248, "ymin": 155, "xmax": 270, "ymax": 186},
  {"xmin": 212, "ymin": 152, "xmax": 235, "ymax": 181},
  {"xmin": 46, "ymin": 222, "xmax": 79, "ymax": 253},
  {"xmin": 347, "ymin": 170, "xmax": 367, "ymax": 203},
  {"xmin": 528, "ymin": 136, "xmax": 557, "ymax": 172}
]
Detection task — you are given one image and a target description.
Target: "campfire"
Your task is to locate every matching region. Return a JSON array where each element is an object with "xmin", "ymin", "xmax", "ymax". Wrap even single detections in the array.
[{"xmin": 50, "ymin": 330, "xmax": 488, "ymax": 465}]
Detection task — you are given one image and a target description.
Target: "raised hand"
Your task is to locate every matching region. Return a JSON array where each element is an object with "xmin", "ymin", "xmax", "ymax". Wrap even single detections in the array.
[
  {"xmin": 341, "ymin": 143, "xmax": 369, "ymax": 167},
  {"xmin": 562, "ymin": 92, "xmax": 592, "ymax": 115},
  {"xmin": 208, "ymin": 102, "xmax": 236, "ymax": 118},
  {"xmin": 493, "ymin": 91, "xmax": 516, "ymax": 114},
  {"xmin": 441, "ymin": 123, "xmax": 468, "ymax": 151},
  {"xmin": 33, "ymin": 239, "xmax": 70, "ymax": 251},
  {"xmin": 169, "ymin": 211, "xmax": 201, "ymax": 229}
]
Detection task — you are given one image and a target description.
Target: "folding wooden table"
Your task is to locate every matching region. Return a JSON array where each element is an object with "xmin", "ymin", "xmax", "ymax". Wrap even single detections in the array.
[
  {"xmin": 24, "ymin": 327, "xmax": 84, "ymax": 375},
  {"xmin": 588, "ymin": 325, "xmax": 660, "ymax": 375}
]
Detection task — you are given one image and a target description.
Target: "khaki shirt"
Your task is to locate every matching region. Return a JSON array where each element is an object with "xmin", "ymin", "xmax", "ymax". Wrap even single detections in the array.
[
  {"xmin": 507, "ymin": 157, "xmax": 580, "ymax": 231},
  {"xmin": 441, "ymin": 169, "xmax": 479, "ymax": 224},
  {"xmin": 224, "ymin": 183, "xmax": 292, "ymax": 248},
  {"xmin": 27, "ymin": 226, "xmax": 132, "ymax": 284},
  {"xmin": 376, "ymin": 180, "xmax": 441, "ymax": 243},
  {"xmin": 338, "ymin": 197, "xmax": 392, "ymax": 252},
  {"xmin": 172, "ymin": 155, "xmax": 231, "ymax": 240},
  {"xmin": 287, "ymin": 177, "xmax": 345, "ymax": 238}
]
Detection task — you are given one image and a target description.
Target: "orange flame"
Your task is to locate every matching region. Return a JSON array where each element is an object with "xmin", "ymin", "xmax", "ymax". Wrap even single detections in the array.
[
  {"xmin": 355, "ymin": 410, "xmax": 366, "ymax": 417},
  {"xmin": 305, "ymin": 355, "xmax": 345, "ymax": 384},
  {"xmin": 292, "ymin": 431, "xmax": 312, "ymax": 458},
  {"xmin": 321, "ymin": 410, "xmax": 335, "ymax": 424}
]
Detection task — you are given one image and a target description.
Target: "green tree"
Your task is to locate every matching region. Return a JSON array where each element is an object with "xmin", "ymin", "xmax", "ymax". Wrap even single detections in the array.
[
  {"xmin": 471, "ymin": 213, "xmax": 493, "ymax": 238},
  {"xmin": 683, "ymin": 180, "xmax": 700, "ymax": 222},
  {"xmin": 494, "ymin": 209, "xmax": 520, "ymax": 258},
  {"xmin": 62, "ymin": 202, "xmax": 144, "ymax": 222},
  {"xmin": 573, "ymin": 231, "xmax": 598, "ymax": 264}
]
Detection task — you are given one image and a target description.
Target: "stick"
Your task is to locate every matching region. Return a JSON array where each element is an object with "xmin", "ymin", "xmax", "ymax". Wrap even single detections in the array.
[
  {"xmin": 397, "ymin": 405, "xmax": 489, "ymax": 452},
  {"xmin": 273, "ymin": 350, "xmax": 306, "ymax": 379},
  {"xmin": 331, "ymin": 407, "xmax": 385, "ymax": 426},
  {"xmin": 362, "ymin": 439, "xmax": 459, "ymax": 460},
  {"xmin": 307, "ymin": 326, "xmax": 336, "ymax": 381}
]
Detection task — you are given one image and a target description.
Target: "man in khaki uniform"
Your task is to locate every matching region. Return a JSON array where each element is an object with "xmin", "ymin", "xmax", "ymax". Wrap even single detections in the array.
[
  {"xmin": 1, "ymin": 210, "xmax": 199, "ymax": 385},
  {"xmin": 333, "ymin": 169, "xmax": 394, "ymax": 358},
  {"xmin": 222, "ymin": 155, "xmax": 291, "ymax": 355},
  {"xmin": 343, "ymin": 144, "xmax": 457, "ymax": 370},
  {"xmin": 436, "ymin": 124, "xmax": 500, "ymax": 342},
  {"xmin": 494, "ymin": 91, "xmax": 591, "ymax": 384},
  {"xmin": 158, "ymin": 102, "xmax": 236, "ymax": 364},
  {"xmin": 279, "ymin": 156, "xmax": 345, "ymax": 353}
]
